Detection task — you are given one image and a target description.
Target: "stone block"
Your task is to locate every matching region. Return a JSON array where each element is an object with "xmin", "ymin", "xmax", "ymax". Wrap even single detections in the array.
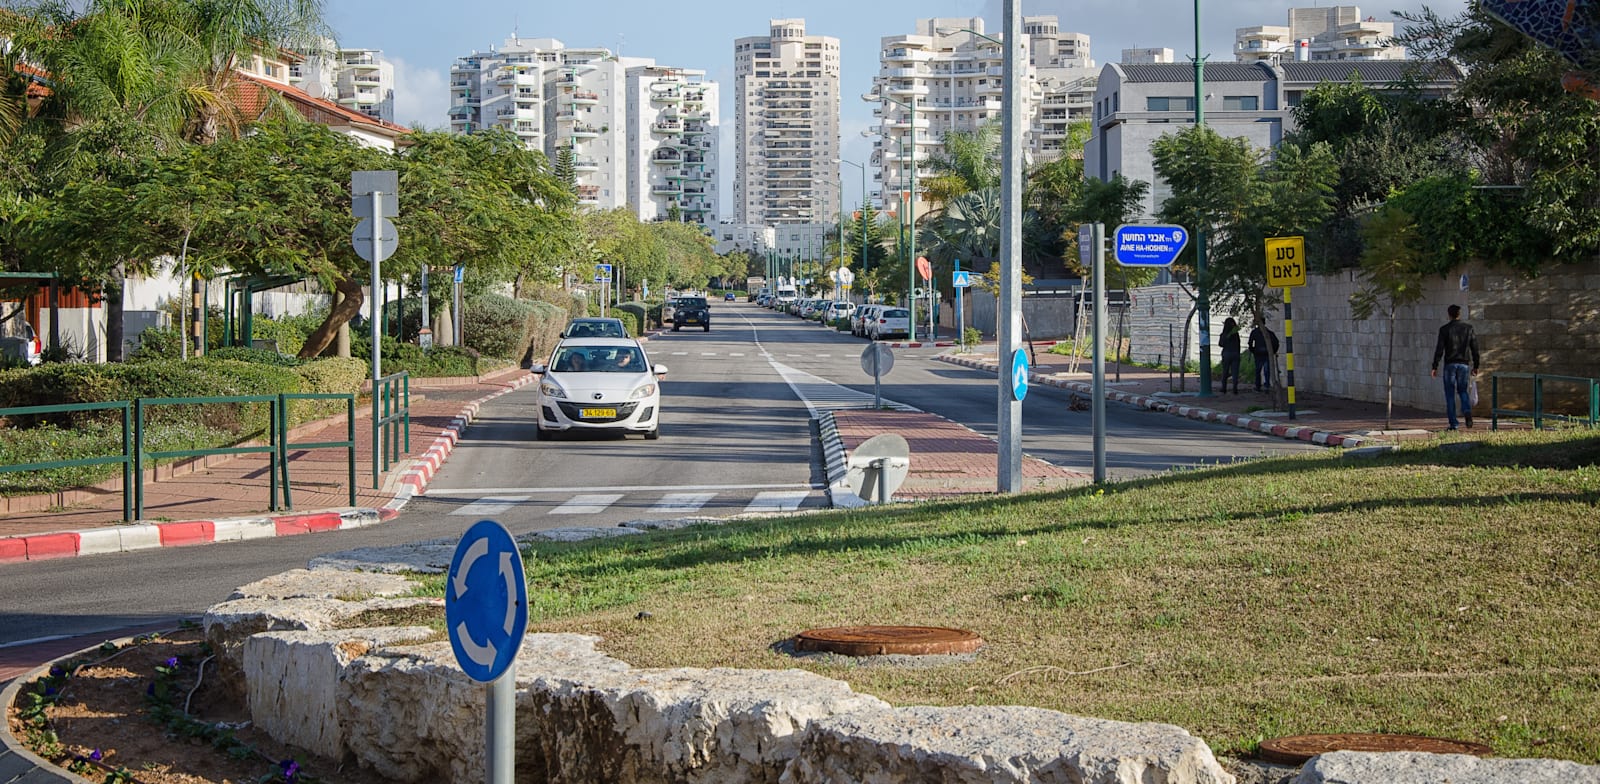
[
  {"xmin": 228, "ymin": 568, "xmax": 415, "ymax": 601},
  {"xmin": 1292, "ymin": 751, "xmax": 1600, "ymax": 783},
  {"xmin": 781, "ymin": 705, "xmax": 1234, "ymax": 784}
]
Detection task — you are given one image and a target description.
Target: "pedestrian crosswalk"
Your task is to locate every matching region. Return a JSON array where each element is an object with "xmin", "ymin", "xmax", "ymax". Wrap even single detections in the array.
[{"xmin": 445, "ymin": 488, "xmax": 816, "ymax": 518}]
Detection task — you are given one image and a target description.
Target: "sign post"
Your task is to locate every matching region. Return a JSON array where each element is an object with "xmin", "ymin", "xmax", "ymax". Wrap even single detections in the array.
[
  {"xmin": 453, "ymin": 265, "xmax": 465, "ymax": 347},
  {"xmin": 861, "ymin": 344, "xmax": 894, "ymax": 409},
  {"xmin": 1087, "ymin": 223, "xmax": 1108, "ymax": 483},
  {"xmin": 952, "ymin": 265, "xmax": 971, "ymax": 348},
  {"xmin": 446, "ymin": 520, "xmax": 528, "ymax": 784},
  {"xmin": 1265, "ymin": 236, "xmax": 1307, "ymax": 420},
  {"xmin": 352, "ymin": 170, "xmax": 399, "ymax": 490}
]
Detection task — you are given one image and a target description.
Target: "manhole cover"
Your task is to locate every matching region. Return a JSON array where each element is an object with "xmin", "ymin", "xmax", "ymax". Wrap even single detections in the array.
[
  {"xmin": 1258, "ymin": 733, "xmax": 1494, "ymax": 765},
  {"xmin": 792, "ymin": 625, "xmax": 983, "ymax": 656}
]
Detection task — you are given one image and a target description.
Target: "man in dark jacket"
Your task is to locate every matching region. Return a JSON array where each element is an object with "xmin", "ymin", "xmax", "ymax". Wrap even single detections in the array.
[
  {"xmin": 1430, "ymin": 304, "xmax": 1481, "ymax": 430},
  {"xmin": 1248, "ymin": 320, "xmax": 1278, "ymax": 392}
]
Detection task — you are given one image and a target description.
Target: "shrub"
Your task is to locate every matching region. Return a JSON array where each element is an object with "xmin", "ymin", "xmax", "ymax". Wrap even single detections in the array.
[
  {"xmin": 206, "ymin": 346, "xmax": 301, "ymax": 366},
  {"xmin": 251, "ymin": 316, "xmax": 307, "ymax": 357},
  {"xmin": 130, "ymin": 326, "xmax": 184, "ymax": 360},
  {"xmin": 293, "ymin": 358, "xmax": 367, "ymax": 393},
  {"xmin": 464, "ymin": 294, "xmax": 539, "ymax": 360},
  {"xmin": 521, "ymin": 301, "xmax": 568, "ymax": 367},
  {"xmin": 612, "ymin": 304, "xmax": 646, "ymax": 336},
  {"xmin": 352, "ymin": 336, "xmax": 481, "ymax": 378}
]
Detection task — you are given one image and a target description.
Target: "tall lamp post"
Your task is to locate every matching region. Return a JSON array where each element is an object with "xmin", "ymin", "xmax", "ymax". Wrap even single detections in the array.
[
  {"xmin": 836, "ymin": 159, "xmax": 869, "ymax": 288},
  {"xmin": 862, "ymin": 87, "xmax": 918, "ymax": 341},
  {"xmin": 1192, "ymin": 0, "xmax": 1213, "ymax": 396}
]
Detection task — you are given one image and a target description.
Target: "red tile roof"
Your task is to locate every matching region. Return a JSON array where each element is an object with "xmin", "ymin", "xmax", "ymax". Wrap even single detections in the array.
[{"xmin": 233, "ymin": 71, "xmax": 411, "ymax": 140}]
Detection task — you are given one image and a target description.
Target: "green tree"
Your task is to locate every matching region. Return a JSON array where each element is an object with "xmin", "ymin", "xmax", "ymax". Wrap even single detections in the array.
[
  {"xmin": 921, "ymin": 122, "xmax": 1001, "ymax": 209},
  {"xmin": 552, "ymin": 144, "xmax": 577, "ymax": 191},
  {"xmin": 1350, "ymin": 206, "xmax": 1429, "ymax": 428}
]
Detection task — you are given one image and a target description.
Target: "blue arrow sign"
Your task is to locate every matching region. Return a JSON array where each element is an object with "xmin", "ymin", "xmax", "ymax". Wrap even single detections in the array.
[
  {"xmin": 1113, "ymin": 224, "xmax": 1189, "ymax": 266},
  {"xmin": 1011, "ymin": 349, "xmax": 1030, "ymax": 402},
  {"xmin": 445, "ymin": 520, "xmax": 528, "ymax": 683},
  {"xmin": 952, "ymin": 270, "xmax": 972, "ymax": 288},
  {"xmin": 453, "ymin": 265, "xmax": 464, "ymax": 285}
]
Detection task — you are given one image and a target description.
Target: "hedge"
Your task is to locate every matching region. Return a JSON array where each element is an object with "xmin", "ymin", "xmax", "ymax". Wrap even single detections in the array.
[{"xmin": 612, "ymin": 304, "xmax": 646, "ymax": 336}]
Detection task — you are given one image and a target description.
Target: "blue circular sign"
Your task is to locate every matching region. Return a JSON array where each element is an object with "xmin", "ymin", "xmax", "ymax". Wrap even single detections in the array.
[
  {"xmin": 1011, "ymin": 349, "xmax": 1030, "ymax": 402},
  {"xmin": 445, "ymin": 519, "xmax": 528, "ymax": 683}
]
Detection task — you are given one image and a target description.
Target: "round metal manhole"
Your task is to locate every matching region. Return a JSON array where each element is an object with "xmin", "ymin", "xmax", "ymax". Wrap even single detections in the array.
[
  {"xmin": 1258, "ymin": 733, "xmax": 1494, "ymax": 765},
  {"xmin": 792, "ymin": 625, "xmax": 984, "ymax": 657}
]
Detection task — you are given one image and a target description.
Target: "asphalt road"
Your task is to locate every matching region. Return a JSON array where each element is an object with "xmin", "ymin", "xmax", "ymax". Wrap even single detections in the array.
[{"xmin": 0, "ymin": 302, "xmax": 1313, "ymax": 648}]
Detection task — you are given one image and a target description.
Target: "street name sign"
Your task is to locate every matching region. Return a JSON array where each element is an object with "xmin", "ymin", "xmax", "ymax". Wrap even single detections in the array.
[{"xmin": 1112, "ymin": 224, "xmax": 1188, "ymax": 266}]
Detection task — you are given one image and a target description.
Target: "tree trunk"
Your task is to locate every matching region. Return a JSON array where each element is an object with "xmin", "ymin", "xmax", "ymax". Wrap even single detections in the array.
[
  {"xmin": 1385, "ymin": 308, "xmax": 1395, "ymax": 429},
  {"xmin": 105, "ymin": 262, "xmax": 126, "ymax": 362},
  {"xmin": 299, "ymin": 276, "xmax": 365, "ymax": 359}
]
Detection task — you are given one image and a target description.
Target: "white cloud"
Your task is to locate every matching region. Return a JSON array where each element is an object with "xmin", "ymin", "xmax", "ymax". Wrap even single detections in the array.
[{"xmin": 388, "ymin": 56, "xmax": 449, "ymax": 130}]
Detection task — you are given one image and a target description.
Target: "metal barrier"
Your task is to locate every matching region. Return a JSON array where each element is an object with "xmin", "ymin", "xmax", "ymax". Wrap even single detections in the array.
[
  {"xmin": 1, "ymin": 392, "xmax": 363, "ymax": 522},
  {"xmin": 1490, "ymin": 373, "xmax": 1600, "ymax": 430},
  {"xmin": 372, "ymin": 371, "xmax": 411, "ymax": 489},
  {"xmin": 279, "ymin": 393, "xmax": 358, "ymax": 509},
  {"xmin": 0, "ymin": 401, "xmax": 134, "ymax": 521}
]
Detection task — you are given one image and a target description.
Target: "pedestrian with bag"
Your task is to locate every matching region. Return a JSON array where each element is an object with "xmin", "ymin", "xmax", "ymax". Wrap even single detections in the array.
[
  {"xmin": 1219, "ymin": 317, "xmax": 1242, "ymax": 394},
  {"xmin": 1248, "ymin": 318, "xmax": 1278, "ymax": 392},
  {"xmin": 1430, "ymin": 304, "xmax": 1481, "ymax": 430}
]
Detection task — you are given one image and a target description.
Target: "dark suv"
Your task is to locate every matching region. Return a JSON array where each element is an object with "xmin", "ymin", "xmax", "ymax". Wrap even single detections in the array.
[{"xmin": 672, "ymin": 297, "xmax": 710, "ymax": 332}]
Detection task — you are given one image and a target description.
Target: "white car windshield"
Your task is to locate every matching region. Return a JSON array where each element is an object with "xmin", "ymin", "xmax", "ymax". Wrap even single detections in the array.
[{"xmin": 552, "ymin": 346, "xmax": 646, "ymax": 373}]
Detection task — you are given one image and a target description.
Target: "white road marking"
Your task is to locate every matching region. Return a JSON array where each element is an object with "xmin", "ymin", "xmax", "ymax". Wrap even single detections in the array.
[
  {"xmin": 701, "ymin": 352, "xmax": 718, "ymax": 356},
  {"xmin": 651, "ymin": 492, "xmax": 717, "ymax": 513},
  {"xmin": 551, "ymin": 494, "xmax": 624, "ymax": 515},
  {"xmin": 426, "ymin": 482, "xmax": 816, "ymax": 497},
  {"xmin": 448, "ymin": 496, "xmax": 531, "ymax": 517},
  {"xmin": 816, "ymin": 354, "xmax": 832, "ymax": 358},
  {"xmin": 671, "ymin": 351, "xmax": 688, "ymax": 356},
  {"xmin": 728, "ymin": 352, "xmax": 746, "ymax": 357},
  {"xmin": 745, "ymin": 490, "xmax": 809, "ymax": 513},
  {"xmin": 766, "ymin": 361, "xmax": 919, "ymax": 416}
]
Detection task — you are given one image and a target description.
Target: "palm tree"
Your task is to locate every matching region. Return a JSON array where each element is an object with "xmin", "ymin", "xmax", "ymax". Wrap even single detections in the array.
[{"xmin": 920, "ymin": 122, "xmax": 1001, "ymax": 210}]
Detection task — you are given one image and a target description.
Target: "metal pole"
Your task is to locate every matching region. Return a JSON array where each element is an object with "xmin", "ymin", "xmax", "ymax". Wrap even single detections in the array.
[
  {"xmin": 1194, "ymin": 0, "xmax": 1213, "ymax": 397},
  {"xmin": 486, "ymin": 674, "xmax": 515, "ymax": 784},
  {"xmin": 1284, "ymin": 287, "xmax": 1296, "ymax": 420},
  {"xmin": 956, "ymin": 258, "xmax": 964, "ymax": 347},
  {"xmin": 1092, "ymin": 223, "xmax": 1107, "ymax": 483},
  {"xmin": 908, "ymin": 98, "xmax": 917, "ymax": 342},
  {"xmin": 369, "ymin": 190, "xmax": 383, "ymax": 405},
  {"xmin": 421, "ymin": 266, "xmax": 430, "ymax": 343},
  {"xmin": 997, "ymin": 0, "xmax": 1024, "ymax": 492},
  {"xmin": 453, "ymin": 267, "xmax": 464, "ymax": 346}
]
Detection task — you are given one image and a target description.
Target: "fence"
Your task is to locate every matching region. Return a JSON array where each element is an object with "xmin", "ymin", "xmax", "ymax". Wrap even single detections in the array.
[
  {"xmin": 1490, "ymin": 373, "xmax": 1600, "ymax": 430},
  {"xmin": 372, "ymin": 372, "xmax": 411, "ymax": 488}
]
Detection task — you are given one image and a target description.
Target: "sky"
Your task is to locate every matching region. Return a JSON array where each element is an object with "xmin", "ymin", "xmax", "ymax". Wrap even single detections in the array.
[{"xmin": 323, "ymin": 0, "xmax": 1459, "ymax": 221}]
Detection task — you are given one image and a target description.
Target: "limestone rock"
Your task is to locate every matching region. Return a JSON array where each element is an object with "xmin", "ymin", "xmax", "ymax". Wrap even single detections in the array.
[
  {"xmin": 243, "ymin": 627, "xmax": 434, "ymax": 759},
  {"xmin": 227, "ymin": 568, "xmax": 416, "ymax": 600},
  {"xmin": 310, "ymin": 538, "xmax": 459, "ymax": 574},
  {"xmin": 523, "ymin": 526, "xmax": 645, "ymax": 542},
  {"xmin": 1293, "ymin": 751, "xmax": 1600, "ymax": 784},
  {"xmin": 780, "ymin": 705, "xmax": 1236, "ymax": 784}
]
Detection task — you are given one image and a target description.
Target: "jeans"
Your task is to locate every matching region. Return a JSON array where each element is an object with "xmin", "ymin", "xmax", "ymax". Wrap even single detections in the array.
[
  {"xmin": 1252, "ymin": 354, "xmax": 1270, "ymax": 389},
  {"xmin": 1220, "ymin": 354, "xmax": 1241, "ymax": 391},
  {"xmin": 1442, "ymin": 363, "xmax": 1472, "ymax": 428}
]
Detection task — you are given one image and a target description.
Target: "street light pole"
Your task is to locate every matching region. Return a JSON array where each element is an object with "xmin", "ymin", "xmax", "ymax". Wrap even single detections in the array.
[
  {"xmin": 838, "ymin": 159, "xmax": 868, "ymax": 289},
  {"xmin": 1193, "ymin": 0, "xmax": 1213, "ymax": 396},
  {"xmin": 997, "ymin": 0, "xmax": 1024, "ymax": 492},
  {"xmin": 865, "ymin": 89, "xmax": 918, "ymax": 341}
]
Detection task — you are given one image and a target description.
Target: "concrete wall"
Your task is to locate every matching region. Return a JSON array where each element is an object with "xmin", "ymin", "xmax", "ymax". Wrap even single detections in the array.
[
  {"xmin": 957, "ymin": 289, "xmax": 1079, "ymax": 341},
  {"xmin": 1264, "ymin": 260, "xmax": 1600, "ymax": 415}
]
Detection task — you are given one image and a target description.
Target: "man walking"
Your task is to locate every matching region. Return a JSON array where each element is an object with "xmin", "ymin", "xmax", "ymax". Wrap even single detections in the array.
[
  {"xmin": 1248, "ymin": 319, "xmax": 1278, "ymax": 392},
  {"xmin": 1430, "ymin": 304, "xmax": 1481, "ymax": 430}
]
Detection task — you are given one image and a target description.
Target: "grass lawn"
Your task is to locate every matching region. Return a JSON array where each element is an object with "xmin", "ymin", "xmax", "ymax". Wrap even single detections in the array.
[{"xmin": 417, "ymin": 429, "xmax": 1600, "ymax": 763}]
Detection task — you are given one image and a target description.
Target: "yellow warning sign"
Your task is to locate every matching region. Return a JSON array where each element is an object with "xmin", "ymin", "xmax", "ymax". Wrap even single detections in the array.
[{"xmin": 1265, "ymin": 237, "xmax": 1306, "ymax": 288}]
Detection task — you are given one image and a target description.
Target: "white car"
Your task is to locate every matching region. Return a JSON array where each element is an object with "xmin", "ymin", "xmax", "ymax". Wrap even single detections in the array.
[
  {"xmin": 0, "ymin": 317, "xmax": 42, "ymax": 366},
  {"xmin": 532, "ymin": 338, "xmax": 665, "ymax": 440},
  {"xmin": 826, "ymin": 301, "xmax": 856, "ymax": 324},
  {"xmin": 868, "ymin": 307, "xmax": 912, "ymax": 340},
  {"xmin": 852, "ymin": 304, "xmax": 883, "ymax": 337}
]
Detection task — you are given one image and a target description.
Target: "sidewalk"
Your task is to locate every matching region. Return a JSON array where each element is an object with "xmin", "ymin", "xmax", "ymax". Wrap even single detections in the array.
[{"xmin": 0, "ymin": 368, "xmax": 536, "ymax": 561}]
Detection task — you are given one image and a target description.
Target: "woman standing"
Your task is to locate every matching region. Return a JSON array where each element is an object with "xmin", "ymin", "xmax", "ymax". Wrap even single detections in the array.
[{"xmin": 1219, "ymin": 317, "xmax": 1242, "ymax": 394}]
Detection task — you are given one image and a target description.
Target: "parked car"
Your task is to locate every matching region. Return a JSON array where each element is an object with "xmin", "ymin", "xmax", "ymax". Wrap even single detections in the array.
[
  {"xmin": 724, "ymin": 292, "xmax": 737, "ymax": 302},
  {"xmin": 672, "ymin": 296, "xmax": 711, "ymax": 331},
  {"xmin": 661, "ymin": 298, "xmax": 680, "ymax": 324},
  {"xmin": 826, "ymin": 301, "xmax": 856, "ymax": 325},
  {"xmin": 868, "ymin": 307, "xmax": 912, "ymax": 340},
  {"xmin": 853, "ymin": 304, "xmax": 884, "ymax": 337},
  {"xmin": 0, "ymin": 316, "xmax": 41, "ymax": 366},
  {"xmin": 531, "ymin": 338, "xmax": 664, "ymax": 440},
  {"xmin": 560, "ymin": 317, "xmax": 630, "ymax": 339}
]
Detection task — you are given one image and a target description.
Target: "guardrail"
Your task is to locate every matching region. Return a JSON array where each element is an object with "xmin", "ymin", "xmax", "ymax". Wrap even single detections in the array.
[
  {"xmin": 1490, "ymin": 373, "xmax": 1600, "ymax": 430},
  {"xmin": 0, "ymin": 393, "xmax": 362, "ymax": 522},
  {"xmin": 372, "ymin": 371, "xmax": 410, "ymax": 488}
]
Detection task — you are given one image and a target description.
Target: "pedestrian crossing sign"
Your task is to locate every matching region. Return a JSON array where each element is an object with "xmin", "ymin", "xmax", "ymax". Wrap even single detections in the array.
[{"xmin": 953, "ymin": 271, "xmax": 972, "ymax": 287}]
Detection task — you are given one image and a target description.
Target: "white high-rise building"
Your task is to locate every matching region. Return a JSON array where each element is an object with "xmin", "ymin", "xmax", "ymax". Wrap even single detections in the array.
[
  {"xmin": 447, "ymin": 37, "xmax": 719, "ymax": 226},
  {"xmin": 733, "ymin": 19, "xmax": 841, "ymax": 226},
  {"xmin": 867, "ymin": 17, "xmax": 1096, "ymax": 213},
  {"xmin": 289, "ymin": 43, "xmax": 398, "ymax": 123},
  {"xmin": 1235, "ymin": 6, "xmax": 1404, "ymax": 63}
]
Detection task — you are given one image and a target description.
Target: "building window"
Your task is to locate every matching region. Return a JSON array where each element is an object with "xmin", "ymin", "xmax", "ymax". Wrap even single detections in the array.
[
  {"xmin": 1146, "ymin": 96, "xmax": 1195, "ymax": 112},
  {"xmin": 1223, "ymin": 95, "xmax": 1259, "ymax": 111}
]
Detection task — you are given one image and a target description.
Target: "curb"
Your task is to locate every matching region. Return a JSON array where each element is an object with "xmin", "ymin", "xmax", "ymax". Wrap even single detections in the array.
[
  {"xmin": 817, "ymin": 412, "xmax": 869, "ymax": 509},
  {"xmin": 0, "ymin": 375, "xmax": 537, "ymax": 563},
  {"xmin": 936, "ymin": 355, "xmax": 1369, "ymax": 449},
  {"xmin": 877, "ymin": 340, "xmax": 958, "ymax": 349},
  {"xmin": 2, "ymin": 659, "xmax": 90, "ymax": 783}
]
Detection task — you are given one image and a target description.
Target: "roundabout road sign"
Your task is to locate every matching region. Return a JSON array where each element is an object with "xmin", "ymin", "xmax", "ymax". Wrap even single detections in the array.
[
  {"xmin": 1011, "ymin": 349, "xmax": 1029, "ymax": 402},
  {"xmin": 446, "ymin": 519, "xmax": 528, "ymax": 683}
]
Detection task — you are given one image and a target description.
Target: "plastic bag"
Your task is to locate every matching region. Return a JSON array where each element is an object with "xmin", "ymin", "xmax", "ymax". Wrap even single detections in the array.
[{"xmin": 1468, "ymin": 378, "xmax": 1480, "ymax": 407}]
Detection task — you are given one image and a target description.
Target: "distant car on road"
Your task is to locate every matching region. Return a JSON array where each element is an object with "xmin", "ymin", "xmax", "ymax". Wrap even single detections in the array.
[
  {"xmin": 560, "ymin": 317, "xmax": 630, "ymax": 339},
  {"xmin": 724, "ymin": 292, "xmax": 737, "ymax": 301},
  {"xmin": 531, "ymin": 337, "xmax": 664, "ymax": 440}
]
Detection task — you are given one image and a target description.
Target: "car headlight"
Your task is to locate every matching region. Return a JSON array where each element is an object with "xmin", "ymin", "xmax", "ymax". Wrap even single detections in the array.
[
  {"xmin": 630, "ymin": 382, "xmax": 657, "ymax": 399},
  {"xmin": 539, "ymin": 380, "xmax": 568, "ymax": 399}
]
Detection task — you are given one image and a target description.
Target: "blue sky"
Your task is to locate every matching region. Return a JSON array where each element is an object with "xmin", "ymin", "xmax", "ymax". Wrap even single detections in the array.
[{"xmin": 324, "ymin": 0, "xmax": 1451, "ymax": 219}]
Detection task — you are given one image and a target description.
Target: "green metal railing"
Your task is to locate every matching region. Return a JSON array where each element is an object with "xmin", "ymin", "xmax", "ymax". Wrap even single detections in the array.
[
  {"xmin": 372, "ymin": 371, "xmax": 411, "ymax": 489},
  {"xmin": 1490, "ymin": 373, "xmax": 1600, "ymax": 430},
  {"xmin": 0, "ymin": 401, "xmax": 134, "ymax": 521},
  {"xmin": 1, "ymin": 393, "xmax": 362, "ymax": 522},
  {"xmin": 279, "ymin": 393, "xmax": 357, "ymax": 509}
]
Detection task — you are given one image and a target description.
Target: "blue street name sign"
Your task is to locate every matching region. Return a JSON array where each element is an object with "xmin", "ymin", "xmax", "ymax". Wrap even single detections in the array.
[
  {"xmin": 1011, "ymin": 349, "xmax": 1029, "ymax": 402},
  {"xmin": 952, "ymin": 270, "xmax": 973, "ymax": 288},
  {"xmin": 1112, "ymin": 224, "xmax": 1189, "ymax": 267},
  {"xmin": 595, "ymin": 262, "xmax": 613, "ymax": 281},
  {"xmin": 453, "ymin": 265, "xmax": 464, "ymax": 285},
  {"xmin": 445, "ymin": 519, "xmax": 528, "ymax": 683}
]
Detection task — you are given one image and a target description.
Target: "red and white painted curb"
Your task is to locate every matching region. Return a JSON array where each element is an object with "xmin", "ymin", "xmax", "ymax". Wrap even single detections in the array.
[
  {"xmin": 0, "ymin": 375, "xmax": 537, "ymax": 563},
  {"xmin": 876, "ymin": 340, "xmax": 958, "ymax": 349},
  {"xmin": 937, "ymin": 355, "xmax": 1368, "ymax": 449}
]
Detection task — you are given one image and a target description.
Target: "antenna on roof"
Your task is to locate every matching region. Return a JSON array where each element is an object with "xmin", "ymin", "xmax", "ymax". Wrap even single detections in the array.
[{"xmin": 512, "ymin": 15, "xmax": 519, "ymax": 41}]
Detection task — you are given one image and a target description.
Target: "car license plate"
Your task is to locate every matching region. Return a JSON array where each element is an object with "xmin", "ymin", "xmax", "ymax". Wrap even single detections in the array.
[
  {"xmin": 580, "ymin": 407, "xmax": 616, "ymax": 419},
  {"xmin": 682, "ymin": 316, "xmax": 699, "ymax": 323}
]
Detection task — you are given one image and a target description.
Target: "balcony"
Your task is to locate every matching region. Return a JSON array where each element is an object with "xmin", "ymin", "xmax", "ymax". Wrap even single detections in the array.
[
  {"xmin": 572, "ymin": 125, "xmax": 602, "ymax": 138},
  {"xmin": 651, "ymin": 152, "xmax": 682, "ymax": 165},
  {"xmin": 497, "ymin": 71, "xmax": 538, "ymax": 88},
  {"xmin": 571, "ymin": 90, "xmax": 600, "ymax": 105},
  {"xmin": 448, "ymin": 105, "xmax": 474, "ymax": 119},
  {"xmin": 652, "ymin": 183, "xmax": 683, "ymax": 195},
  {"xmin": 577, "ymin": 185, "xmax": 600, "ymax": 204},
  {"xmin": 574, "ymin": 158, "xmax": 599, "ymax": 171},
  {"xmin": 651, "ymin": 120, "xmax": 683, "ymax": 135},
  {"xmin": 451, "ymin": 60, "xmax": 482, "ymax": 74},
  {"xmin": 886, "ymin": 83, "xmax": 931, "ymax": 97},
  {"xmin": 651, "ymin": 87, "xmax": 683, "ymax": 103}
]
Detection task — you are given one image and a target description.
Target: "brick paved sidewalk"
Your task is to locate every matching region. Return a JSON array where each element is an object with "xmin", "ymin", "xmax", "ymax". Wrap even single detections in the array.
[{"xmin": 0, "ymin": 369, "xmax": 535, "ymax": 556}]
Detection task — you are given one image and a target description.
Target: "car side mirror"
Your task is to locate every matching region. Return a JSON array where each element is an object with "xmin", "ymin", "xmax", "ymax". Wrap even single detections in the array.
[
  {"xmin": 530, "ymin": 364, "xmax": 547, "ymax": 374},
  {"xmin": 653, "ymin": 364, "xmax": 668, "ymax": 377}
]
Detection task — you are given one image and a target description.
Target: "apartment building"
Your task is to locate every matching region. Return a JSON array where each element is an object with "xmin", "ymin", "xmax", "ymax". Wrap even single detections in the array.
[
  {"xmin": 1122, "ymin": 48, "xmax": 1176, "ymax": 64},
  {"xmin": 1235, "ymin": 6, "xmax": 1405, "ymax": 64},
  {"xmin": 625, "ymin": 65, "xmax": 720, "ymax": 225},
  {"xmin": 447, "ymin": 37, "xmax": 719, "ymax": 227},
  {"xmin": 732, "ymin": 19, "xmax": 842, "ymax": 226},
  {"xmin": 1084, "ymin": 60, "xmax": 1460, "ymax": 218},
  {"xmin": 866, "ymin": 17, "xmax": 1097, "ymax": 213},
  {"xmin": 289, "ymin": 43, "xmax": 398, "ymax": 124}
]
